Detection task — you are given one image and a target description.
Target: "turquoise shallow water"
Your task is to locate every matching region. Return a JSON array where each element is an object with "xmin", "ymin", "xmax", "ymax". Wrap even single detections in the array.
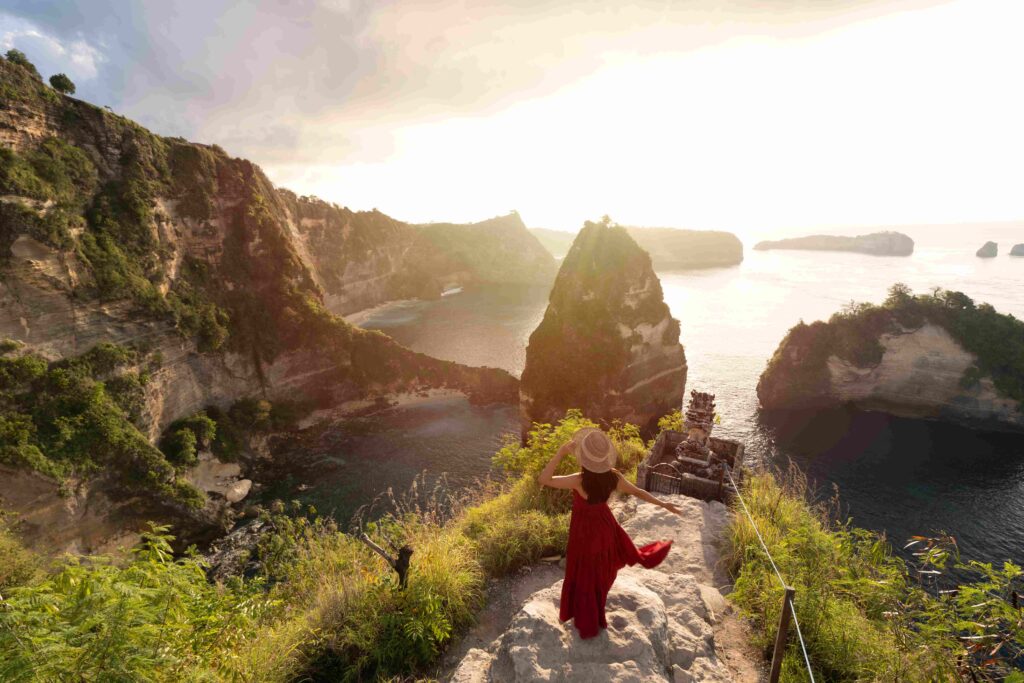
[{"xmin": 266, "ymin": 224, "xmax": 1024, "ymax": 564}]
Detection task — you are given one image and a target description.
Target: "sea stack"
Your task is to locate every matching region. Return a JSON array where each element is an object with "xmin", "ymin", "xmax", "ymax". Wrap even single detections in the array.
[
  {"xmin": 519, "ymin": 218, "xmax": 687, "ymax": 434},
  {"xmin": 1010, "ymin": 244, "xmax": 1024, "ymax": 256},
  {"xmin": 977, "ymin": 241, "xmax": 998, "ymax": 258}
]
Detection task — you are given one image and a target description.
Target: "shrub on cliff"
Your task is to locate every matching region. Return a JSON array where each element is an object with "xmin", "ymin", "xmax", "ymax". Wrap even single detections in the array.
[
  {"xmin": 3, "ymin": 49, "xmax": 41, "ymax": 80},
  {"xmin": 48, "ymin": 73, "xmax": 75, "ymax": 95},
  {"xmin": 0, "ymin": 345, "xmax": 203, "ymax": 508},
  {"xmin": 0, "ymin": 525, "xmax": 272, "ymax": 682}
]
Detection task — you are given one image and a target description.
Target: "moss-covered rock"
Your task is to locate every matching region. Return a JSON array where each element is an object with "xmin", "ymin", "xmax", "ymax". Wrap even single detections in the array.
[{"xmin": 520, "ymin": 218, "xmax": 687, "ymax": 434}]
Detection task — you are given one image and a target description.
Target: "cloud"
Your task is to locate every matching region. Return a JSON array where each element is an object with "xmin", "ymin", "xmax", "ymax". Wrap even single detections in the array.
[
  {"xmin": 0, "ymin": 13, "xmax": 104, "ymax": 81},
  {"xmin": 6, "ymin": 0, "xmax": 1018, "ymax": 233}
]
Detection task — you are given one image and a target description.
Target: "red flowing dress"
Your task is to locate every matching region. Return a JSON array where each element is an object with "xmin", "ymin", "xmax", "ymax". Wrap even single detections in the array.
[{"xmin": 559, "ymin": 489, "xmax": 672, "ymax": 639}]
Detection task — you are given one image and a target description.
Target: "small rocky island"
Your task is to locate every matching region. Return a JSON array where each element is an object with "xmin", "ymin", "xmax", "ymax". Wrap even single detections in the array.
[
  {"xmin": 1010, "ymin": 244, "xmax": 1024, "ymax": 256},
  {"xmin": 757, "ymin": 284, "xmax": 1024, "ymax": 432},
  {"xmin": 754, "ymin": 231, "xmax": 914, "ymax": 256},
  {"xmin": 520, "ymin": 218, "xmax": 687, "ymax": 433},
  {"xmin": 977, "ymin": 241, "xmax": 998, "ymax": 258}
]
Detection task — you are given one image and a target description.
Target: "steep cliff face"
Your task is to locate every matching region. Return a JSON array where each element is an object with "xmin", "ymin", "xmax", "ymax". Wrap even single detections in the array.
[
  {"xmin": 754, "ymin": 231, "xmax": 914, "ymax": 256},
  {"xmin": 292, "ymin": 207, "xmax": 557, "ymax": 316},
  {"xmin": 519, "ymin": 219, "xmax": 687, "ymax": 433},
  {"xmin": 0, "ymin": 56, "xmax": 517, "ymax": 550},
  {"xmin": 758, "ymin": 288, "xmax": 1024, "ymax": 432},
  {"xmin": 625, "ymin": 227, "xmax": 743, "ymax": 270}
]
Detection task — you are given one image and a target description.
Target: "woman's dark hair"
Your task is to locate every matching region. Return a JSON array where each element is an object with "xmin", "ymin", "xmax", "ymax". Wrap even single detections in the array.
[{"xmin": 580, "ymin": 468, "xmax": 619, "ymax": 504}]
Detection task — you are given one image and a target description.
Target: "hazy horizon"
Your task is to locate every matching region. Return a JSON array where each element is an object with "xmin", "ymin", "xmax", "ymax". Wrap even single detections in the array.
[{"xmin": 4, "ymin": 0, "xmax": 1022, "ymax": 234}]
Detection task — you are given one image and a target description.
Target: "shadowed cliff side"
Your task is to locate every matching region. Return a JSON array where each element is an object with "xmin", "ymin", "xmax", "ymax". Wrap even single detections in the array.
[{"xmin": 519, "ymin": 218, "xmax": 687, "ymax": 435}]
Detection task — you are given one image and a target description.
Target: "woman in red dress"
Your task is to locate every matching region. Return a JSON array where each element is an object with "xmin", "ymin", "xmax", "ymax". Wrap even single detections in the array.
[{"xmin": 538, "ymin": 427, "xmax": 682, "ymax": 639}]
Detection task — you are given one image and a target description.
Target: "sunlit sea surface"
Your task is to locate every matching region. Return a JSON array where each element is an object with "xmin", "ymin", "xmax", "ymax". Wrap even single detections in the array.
[{"xmin": 266, "ymin": 224, "xmax": 1024, "ymax": 564}]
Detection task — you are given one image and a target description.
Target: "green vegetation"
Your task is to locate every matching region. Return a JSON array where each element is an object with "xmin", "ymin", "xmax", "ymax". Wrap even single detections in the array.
[
  {"xmin": 728, "ymin": 468, "xmax": 1024, "ymax": 682},
  {"xmin": 0, "ymin": 409, "xmax": 651, "ymax": 681},
  {"xmin": 0, "ymin": 54, "xmax": 234, "ymax": 352},
  {"xmin": 0, "ymin": 344, "xmax": 203, "ymax": 508},
  {"xmin": 0, "ymin": 525, "xmax": 272, "ymax": 682},
  {"xmin": 48, "ymin": 73, "xmax": 75, "ymax": 95},
  {"xmin": 4, "ymin": 49, "xmax": 41, "ymax": 80},
  {"xmin": 0, "ymin": 514, "xmax": 39, "ymax": 592},
  {"xmin": 761, "ymin": 284, "xmax": 1024, "ymax": 409}
]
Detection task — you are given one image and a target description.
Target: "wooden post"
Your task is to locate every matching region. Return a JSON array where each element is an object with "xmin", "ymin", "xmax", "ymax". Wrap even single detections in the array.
[{"xmin": 769, "ymin": 587, "xmax": 796, "ymax": 683}]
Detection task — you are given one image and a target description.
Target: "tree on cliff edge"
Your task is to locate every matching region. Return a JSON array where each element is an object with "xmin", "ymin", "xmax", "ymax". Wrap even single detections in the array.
[{"xmin": 49, "ymin": 73, "xmax": 76, "ymax": 95}]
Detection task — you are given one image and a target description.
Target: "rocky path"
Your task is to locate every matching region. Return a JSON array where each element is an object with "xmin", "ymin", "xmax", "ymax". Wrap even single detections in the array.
[{"xmin": 445, "ymin": 494, "xmax": 763, "ymax": 682}]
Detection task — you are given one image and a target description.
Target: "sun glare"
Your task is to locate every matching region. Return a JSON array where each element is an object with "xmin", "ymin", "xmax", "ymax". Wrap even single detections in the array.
[{"xmin": 269, "ymin": 0, "xmax": 1024, "ymax": 240}]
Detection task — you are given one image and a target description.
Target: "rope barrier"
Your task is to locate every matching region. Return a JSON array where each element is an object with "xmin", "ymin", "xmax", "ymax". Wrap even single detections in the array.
[
  {"xmin": 788, "ymin": 596, "xmax": 817, "ymax": 683},
  {"xmin": 726, "ymin": 468, "xmax": 817, "ymax": 683}
]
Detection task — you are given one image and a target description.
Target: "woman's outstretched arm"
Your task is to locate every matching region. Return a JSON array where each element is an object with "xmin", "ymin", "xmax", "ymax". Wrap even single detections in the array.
[
  {"xmin": 615, "ymin": 472, "xmax": 683, "ymax": 515},
  {"xmin": 538, "ymin": 440, "xmax": 581, "ymax": 490}
]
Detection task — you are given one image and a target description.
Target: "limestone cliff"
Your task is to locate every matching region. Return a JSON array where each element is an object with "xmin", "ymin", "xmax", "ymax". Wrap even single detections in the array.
[
  {"xmin": 754, "ymin": 231, "xmax": 914, "ymax": 256},
  {"xmin": 0, "ymin": 55, "xmax": 517, "ymax": 551},
  {"xmin": 519, "ymin": 219, "xmax": 687, "ymax": 434},
  {"xmin": 293, "ymin": 206, "xmax": 556, "ymax": 316},
  {"xmin": 625, "ymin": 227, "xmax": 743, "ymax": 270},
  {"xmin": 757, "ymin": 287, "xmax": 1024, "ymax": 432}
]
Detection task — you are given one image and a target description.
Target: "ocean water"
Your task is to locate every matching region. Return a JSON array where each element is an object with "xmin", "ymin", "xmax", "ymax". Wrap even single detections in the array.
[{"xmin": 272, "ymin": 224, "xmax": 1024, "ymax": 563}]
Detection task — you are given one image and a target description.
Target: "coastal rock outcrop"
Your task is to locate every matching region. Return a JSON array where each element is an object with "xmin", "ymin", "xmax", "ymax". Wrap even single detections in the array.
[
  {"xmin": 626, "ymin": 227, "xmax": 743, "ymax": 270},
  {"xmin": 754, "ymin": 231, "xmax": 914, "ymax": 256},
  {"xmin": 976, "ymin": 241, "xmax": 998, "ymax": 258},
  {"xmin": 520, "ymin": 219, "xmax": 687, "ymax": 433},
  {"xmin": 757, "ymin": 287, "xmax": 1024, "ymax": 432},
  {"xmin": 1010, "ymin": 244, "xmax": 1024, "ymax": 257}
]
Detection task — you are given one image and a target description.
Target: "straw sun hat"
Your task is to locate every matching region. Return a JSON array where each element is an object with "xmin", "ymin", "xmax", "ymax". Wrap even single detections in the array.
[{"xmin": 572, "ymin": 427, "xmax": 618, "ymax": 474}]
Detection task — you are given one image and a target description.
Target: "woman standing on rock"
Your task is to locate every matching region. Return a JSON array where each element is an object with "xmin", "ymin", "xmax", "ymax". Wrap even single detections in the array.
[{"xmin": 539, "ymin": 427, "xmax": 682, "ymax": 639}]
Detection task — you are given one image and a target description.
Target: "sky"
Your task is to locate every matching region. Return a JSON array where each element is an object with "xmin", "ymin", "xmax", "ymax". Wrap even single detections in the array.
[{"xmin": 2, "ymin": 0, "xmax": 1022, "ymax": 240}]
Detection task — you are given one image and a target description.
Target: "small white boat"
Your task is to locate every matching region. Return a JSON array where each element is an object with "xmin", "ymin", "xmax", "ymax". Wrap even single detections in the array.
[{"xmin": 441, "ymin": 286, "xmax": 463, "ymax": 297}]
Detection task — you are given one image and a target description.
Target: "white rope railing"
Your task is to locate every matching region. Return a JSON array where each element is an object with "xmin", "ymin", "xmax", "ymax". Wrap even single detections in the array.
[{"xmin": 726, "ymin": 468, "xmax": 817, "ymax": 683}]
